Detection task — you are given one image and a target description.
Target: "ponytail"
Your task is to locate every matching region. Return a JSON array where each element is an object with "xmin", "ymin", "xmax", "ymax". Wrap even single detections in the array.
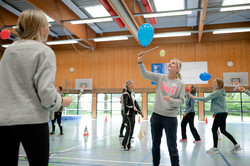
[{"xmin": 172, "ymin": 58, "xmax": 182, "ymax": 79}]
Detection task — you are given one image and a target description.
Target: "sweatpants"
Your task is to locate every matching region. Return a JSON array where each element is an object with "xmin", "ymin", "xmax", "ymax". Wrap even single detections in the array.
[
  {"xmin": 122, "ymin": 115, "xmax": 135, "ymax": 149},
  {"xmin": 51, "ymin": 112, "xmax": 63, "ymax": 134},
  {"xmin": 151, "ymin": 112, "xmax": 179, "ymax": 166},
  {"xmin": 0, "ymin": 123, "xmax": 50, "ymax": 166}
]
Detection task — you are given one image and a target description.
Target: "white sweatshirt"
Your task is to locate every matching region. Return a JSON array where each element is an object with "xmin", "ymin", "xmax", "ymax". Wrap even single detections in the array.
[
  {"xmin": 0, "ymin": 40, "xmax": 62, "ymax": 126},
  {"xmin": 139, "ymin": 63, "xmax": 185, "ymax": 117}
]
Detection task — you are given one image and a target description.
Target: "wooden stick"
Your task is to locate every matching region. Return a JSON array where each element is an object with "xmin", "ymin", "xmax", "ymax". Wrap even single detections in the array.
[{"xmin": 144, "ymin": 46, "xmax": 159, "ymax": 54}]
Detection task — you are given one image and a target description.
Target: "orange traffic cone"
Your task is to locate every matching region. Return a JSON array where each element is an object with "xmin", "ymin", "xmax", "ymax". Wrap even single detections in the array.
[
  {"xmin": 105, "ymin": 115, "xmax": 107, "ymax": 122},
  {"xmin": 205, "ymin": 117, "xmax": 208, "ymax": 124},
  {"xmin": 83, "ymin": 125, "xmax": 89, "ymax": 136},
  {"xmin": 138, "ymin": 116, "xmax": 140, "ymax": 123}
]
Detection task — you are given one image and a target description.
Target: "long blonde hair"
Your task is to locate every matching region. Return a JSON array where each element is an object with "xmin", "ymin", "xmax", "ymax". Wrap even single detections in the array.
[
  {"xmin": 172, "ymin": 58, "xmax": 182, "ymax": 79},
  {"xmin": 15, "ymin": 10, "xmax": 48, "ymax": 42}
]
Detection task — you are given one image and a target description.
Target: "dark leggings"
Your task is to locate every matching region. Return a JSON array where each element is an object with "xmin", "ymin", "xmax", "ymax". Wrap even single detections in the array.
[
  {"xmin": 0, "ymin": 123, "xmax": 49, "ymax": 166},
  {"xmin": 212, "ymin": 112, "xmax": 237, "ymax": 148},
  {"xmin": 181, "ymin": 112, "xmax": 201, "ymax": 141},
  {"xmin": 51, "ymin": 112, "xmax": 63, "ymax": 134}
]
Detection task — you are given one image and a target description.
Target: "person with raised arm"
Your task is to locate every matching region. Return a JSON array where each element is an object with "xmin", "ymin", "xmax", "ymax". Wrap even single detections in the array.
[{"xmin": 138, "ymin": 52, "xmax": 185, "ymax": 166}]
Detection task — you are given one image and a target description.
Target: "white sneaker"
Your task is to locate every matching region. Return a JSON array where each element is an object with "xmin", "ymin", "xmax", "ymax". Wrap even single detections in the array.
[
  {"xmin": 231, "ymin": 144, "xmax": 242, "ymax": 153},
  {"xmin": 206, "ymin": 147, "xmax": 219, "ymax": 154}
]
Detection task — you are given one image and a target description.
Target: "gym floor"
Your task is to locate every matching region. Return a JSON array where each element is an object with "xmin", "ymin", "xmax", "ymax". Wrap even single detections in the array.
[{"xmin": 18, "ymin": 116, "xmax": 249, "ymax": 166}]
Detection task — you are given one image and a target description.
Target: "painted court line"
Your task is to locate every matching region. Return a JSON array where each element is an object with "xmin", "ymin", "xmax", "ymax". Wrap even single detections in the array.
[
  {"xmin": 49, "ymin": 156, "xmax": 170, "ymax": 165},
  {"xmin": 138, "ymin": 150, "xmax": 152, "ymax": 166},
  {"xmin": 219, "ymin": 151, "xmax": 231, "ymax": 166}
]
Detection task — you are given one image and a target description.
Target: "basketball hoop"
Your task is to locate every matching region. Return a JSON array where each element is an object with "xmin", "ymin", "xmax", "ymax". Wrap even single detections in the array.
[{"xmin": 233, "ymin": 82, "xmax": 240, "ymax": 91}]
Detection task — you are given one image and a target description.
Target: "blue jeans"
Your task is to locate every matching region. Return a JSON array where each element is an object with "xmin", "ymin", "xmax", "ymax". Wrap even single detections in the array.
[{"xmin": 150, "ymin": 112, "xmax": 179, "ymax": 166}]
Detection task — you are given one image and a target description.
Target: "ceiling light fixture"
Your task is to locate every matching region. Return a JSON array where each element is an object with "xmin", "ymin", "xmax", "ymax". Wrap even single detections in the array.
[
  {"xmin": 70, "ymin": 17, "xmax": 113, "ymax": 24},
  {"xmin": 93, "ymin": 36, "xmax": 129, "ymax": 42},
  {"xmin": 154, "ymin": 32, "xmax": 191, "ymax": 38},
  {"xmin": 143, "ymin": 11, "xmax": 192, "ymax": 18},
  {"xmin": 1, "ymin": 44, "xmax": 11, "ymax": 48},
  {"xmin": 46, "ymin": 39, "xmax": 79, "ymax": 45},
  {"xmin": 220, "ymin": 5, "xmax": 250, "ymax": 11},
  {"xmin": 213, "ymin": 28, "xmax": 250, "ymax": 34}
]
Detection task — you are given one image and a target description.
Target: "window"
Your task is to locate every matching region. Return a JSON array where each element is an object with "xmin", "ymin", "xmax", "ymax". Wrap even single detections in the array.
[{"xmin": 64, "ymin": 93, "xmax": 92, "ymax": 116}]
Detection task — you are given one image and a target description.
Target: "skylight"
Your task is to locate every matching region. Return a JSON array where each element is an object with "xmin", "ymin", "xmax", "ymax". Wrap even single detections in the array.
[
  {"xmin": 85, "ymin": 5, "xmax": 111, "ymax": 17},
  {"xmin": 154, "ymin": 0, "xmax": 185, "ymax": 12},
  {"xmin": 221, "ymin": 0, "xmax": 250, "ymax": 11}
]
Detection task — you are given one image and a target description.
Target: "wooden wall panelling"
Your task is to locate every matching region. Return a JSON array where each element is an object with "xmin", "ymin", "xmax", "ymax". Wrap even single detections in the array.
[{"xmin": 52, "ymin": 39, "xmax": 250, "ymax": 90}]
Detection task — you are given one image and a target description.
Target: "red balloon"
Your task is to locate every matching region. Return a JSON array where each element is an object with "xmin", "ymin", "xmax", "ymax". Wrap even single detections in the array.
[
  {"xmin": 186, "ymin": 88, "xmax": 189, "ymax": 92},
  {"xmin": 0, "ymin": 29, "xmax": 11, "ymax": 39}
]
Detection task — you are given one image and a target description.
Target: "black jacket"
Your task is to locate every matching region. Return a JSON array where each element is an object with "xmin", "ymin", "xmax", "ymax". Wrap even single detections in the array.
[{"xmin": 122, "ymin": 89, "xmax": 142, "ymax": 116}]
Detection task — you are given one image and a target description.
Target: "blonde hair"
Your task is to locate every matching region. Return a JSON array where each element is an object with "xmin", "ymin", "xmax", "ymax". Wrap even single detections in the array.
[
  {"xmin": 172, "ymin": 58, "xmax": 182, "ymax": 79},
  {"xmin": 124, "ymin": 80, "xmax": 134, "ymax": 90},
  {"xmin": 15, "ymin": 10, "xmax": 48, "ymax": 42}
]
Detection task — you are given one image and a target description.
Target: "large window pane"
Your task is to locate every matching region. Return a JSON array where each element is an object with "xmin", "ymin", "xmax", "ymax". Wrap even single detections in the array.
[
  {"xmin": 64, "ymin": 93, "xmax": 92, "ymax": 116},
  {"xmin": 242, "ymin": 93, "xmax": 250, "ymax": 121},
  {"xmin": 97, "ymin": 93, "xmax": 111, "ymax": 119}
]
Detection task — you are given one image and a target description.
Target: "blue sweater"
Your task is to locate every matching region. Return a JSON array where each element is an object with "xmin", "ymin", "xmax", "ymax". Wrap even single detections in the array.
[{"xmin": 185, "ymin": 93, "xmax": 196, "ymax": 114}]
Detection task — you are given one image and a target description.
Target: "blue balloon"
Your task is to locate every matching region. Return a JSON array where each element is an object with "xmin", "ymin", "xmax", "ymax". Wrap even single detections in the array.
[
  {"xmin": 138, "ymin": 23, "xmax": 154, "ymax": 47},
  {"xmin": 199, "ymin": 72, "xmax": 211, "ymax": 81}
]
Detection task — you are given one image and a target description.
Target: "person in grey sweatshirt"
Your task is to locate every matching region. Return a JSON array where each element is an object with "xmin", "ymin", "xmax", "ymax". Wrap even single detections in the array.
[
  {"xmin": 138, "ymin": 52, "xmax": 185, "ymax": 166},
  {"xmin": 0, "ymin": 10, "xmax": 72, "ymax": 166},
  {"xmin": 189, "ymin": 78, "xmax": 242, "ymax": 154},
  {"xmin": 180, "ymin": 85, "xmax": 201, "ymax": 143}
]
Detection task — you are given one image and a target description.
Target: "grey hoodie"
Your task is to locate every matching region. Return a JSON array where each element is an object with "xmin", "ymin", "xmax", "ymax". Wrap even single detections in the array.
[
  {"xmin": 139, "ymin": 63, "xmax": 185, "ymax": 117},
  {"xmin": 195, "ymin": 89, "xmax": 227, "ymax": 113}
]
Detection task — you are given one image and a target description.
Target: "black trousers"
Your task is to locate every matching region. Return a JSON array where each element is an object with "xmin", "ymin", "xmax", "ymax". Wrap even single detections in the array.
[
  {"xmin": 212, "ymin": 112, "xmax": 237, "ymax": 148},
  {"xmin": 181, "ymin": 112, "xmax": 201, "ymax": 141},
  {"xmin": 119, "ymin": 110, "xmax": 126, "ymax": 136},
  {"xmin": 122, "ymin": 115, "xmax": 135, "ymax": 149},
  {"xmin": 0, "ymin": 123, "xmax": 49, "ymax": 166},
  {"xmin": 51, "ymin": 112, "xmax": 63, "ymax": 134}
]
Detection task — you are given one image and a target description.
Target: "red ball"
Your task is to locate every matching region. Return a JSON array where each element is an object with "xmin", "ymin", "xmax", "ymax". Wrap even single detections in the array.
[
  {"xmin": 186, "ymin": 88, "xmax": 189, "ymax": 92},
  {"xmin": 0, "ymin": 29, "xmax": 11, "ymax": 39}
]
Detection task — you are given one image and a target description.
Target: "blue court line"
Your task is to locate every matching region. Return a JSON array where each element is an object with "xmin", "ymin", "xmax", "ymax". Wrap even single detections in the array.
[
  {"xmin": 219, "ymin": 150, "xmax": 231, "ymax": 166},
  {"xmin": 138, "ymin": 150, "xmax": 152, "ymax": 166}
]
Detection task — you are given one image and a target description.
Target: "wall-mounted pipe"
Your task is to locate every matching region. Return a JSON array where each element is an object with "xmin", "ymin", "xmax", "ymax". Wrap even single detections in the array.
[
  {"xmin": 98, "ymin": 0, "xmax": 125, "ymax": 28},
  {"xmin": 141, "ymin": 0, "xmax": 157, "ymax": 25}
]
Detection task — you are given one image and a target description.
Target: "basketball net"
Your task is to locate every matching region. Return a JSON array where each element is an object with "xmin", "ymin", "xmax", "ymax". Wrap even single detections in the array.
[{"xmin": 233, "ymin": 82, "xmax": 240, "ymax": 91}]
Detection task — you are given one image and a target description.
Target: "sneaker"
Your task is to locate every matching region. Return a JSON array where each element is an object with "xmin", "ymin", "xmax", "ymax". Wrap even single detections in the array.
[
  {"xmin": 119, "ymin": 135, "xmax": 125, "ymax": 138},
  {"xmin": 180, "ymin": 139, "xmax": 187, "ymax": 142},
  {"xmin": 206, "ymin": 147, "xmax": 219, "ymax": 154},
  {"xmin": 193, "ymin": 140, "xmax": 202, "ymax": 143},
  {"xmin": 49, "ymin": 132, "xmax": 55, "ymax": 135},
  {"xmin": 123, "ymin": 147, "xmax": 135, "ymax": 151},
  {"xmin": 231, "ymin": 144, "xmax": 242, "ymax": 153},
  {"xmin": 58, "ymin": 133, "xmax": 63, "ymax": 136}
]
